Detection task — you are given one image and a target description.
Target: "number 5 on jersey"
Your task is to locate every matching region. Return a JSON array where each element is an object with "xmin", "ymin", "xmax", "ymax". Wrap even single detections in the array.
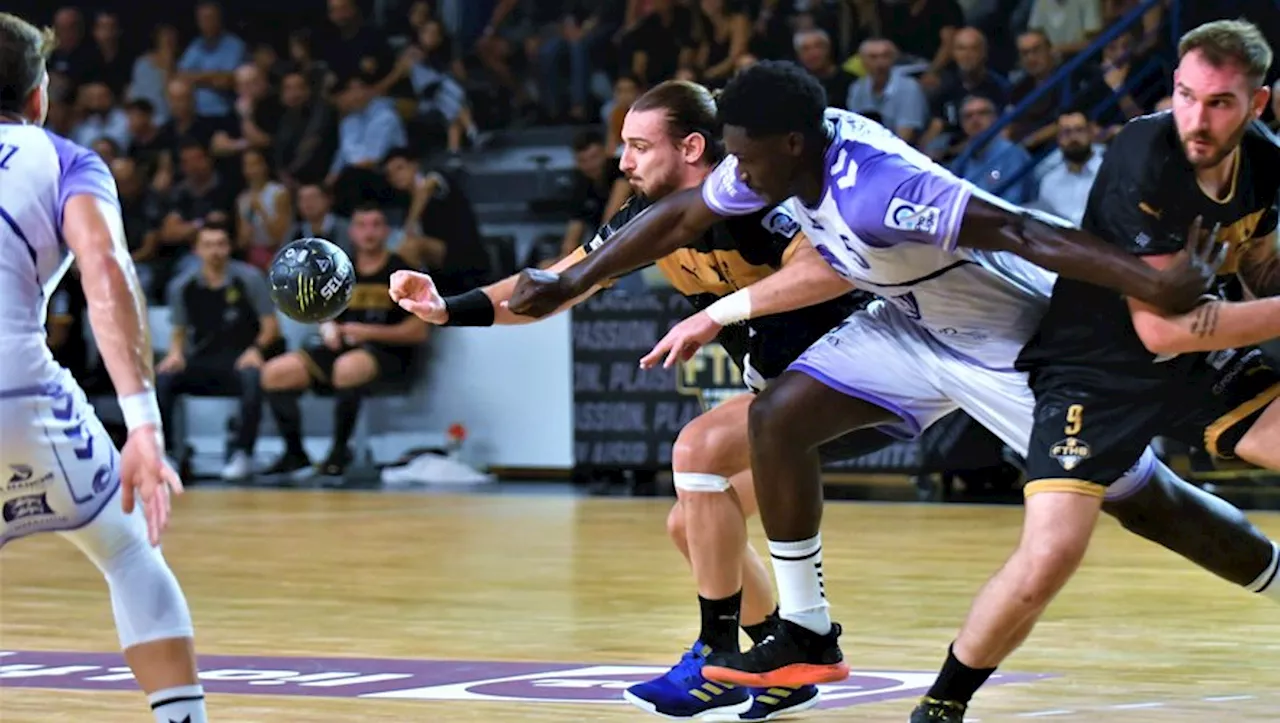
[{"xmin": 1064, "ymin": 404, "xmax": 1084, "ymax": 436}]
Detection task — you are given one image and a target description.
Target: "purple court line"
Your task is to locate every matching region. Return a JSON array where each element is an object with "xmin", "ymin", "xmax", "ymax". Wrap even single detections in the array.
[{"xmin": 0, "ymin": 650, "xmax": 1053, "ymax": 709}]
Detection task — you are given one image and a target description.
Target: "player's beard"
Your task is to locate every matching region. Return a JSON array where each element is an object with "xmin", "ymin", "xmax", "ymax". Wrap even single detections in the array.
[
  {"xmin": 1180, "ymin": 115, "xmax": 1250, "ymax": 169},
  {"xmin": 627, "ymin": 172, "xmax": 679, "ymax": 202}
]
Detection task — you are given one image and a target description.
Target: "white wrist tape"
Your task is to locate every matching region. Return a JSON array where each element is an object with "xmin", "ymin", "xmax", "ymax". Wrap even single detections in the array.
[
  {"xmin": 119, "ymin": 391, "xmax": 162, "ymax": 432},
  {"xmin": 704, "ymin": 289, "xmax": 752, "ymax": 326}
]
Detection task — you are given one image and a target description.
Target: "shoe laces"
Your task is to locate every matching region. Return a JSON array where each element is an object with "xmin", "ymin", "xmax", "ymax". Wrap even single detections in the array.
[{"xmin": 671, "ymin": 645, "xmax": 708, "ymax": 684}]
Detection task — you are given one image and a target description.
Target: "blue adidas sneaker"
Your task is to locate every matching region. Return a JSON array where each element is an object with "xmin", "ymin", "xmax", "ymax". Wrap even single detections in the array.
[
  {"xmin": 739, "ymin": 684, "xmax": 822, "ymax": 721},
  {"xmin": 624, "ymin": 642, "xmax": 752, "ymax": 719}
]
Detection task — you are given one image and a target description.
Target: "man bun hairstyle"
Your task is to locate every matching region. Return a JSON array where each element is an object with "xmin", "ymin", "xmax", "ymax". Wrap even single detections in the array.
[{"xmin": 630, "ymin": 79, "xmax": 724, "ymax": 163}]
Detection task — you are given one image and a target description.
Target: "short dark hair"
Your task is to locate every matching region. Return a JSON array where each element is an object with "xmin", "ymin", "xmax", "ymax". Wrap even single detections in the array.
[
  {"xmin": 0, "ymin": 13, "xmax": 54, "ymax": 114},
  {"xmin": 717, "ymin": 61, "xmax": 826, "ymax": 142},
  {"xmin": 631, "ymin": 79, "xmax": 723, "ymax": 163},
  {"xmin": 352, "ymin": 202, "xmax": 386, "ymax": 218},
  {"xmin": 124, "ymin": 98, "xmax": 155, "ymax": 115},
  {"xmin": 1179, "ymin": 19, "xmax": 1273, "ymax": 87},
  {"xmin": 200, "ymin": 213, "xmax": 232, "ymax": 236},
  {"xmin": 177, "ymin": 136, "xmax": 208, "ymax": 156},
  {"xmin": 571, "ymin": 128, "xmax": 604, "ymax": 153},
  {"xmin": 384, "ymin": 147, "xmax": 417, "ymax": 165}
]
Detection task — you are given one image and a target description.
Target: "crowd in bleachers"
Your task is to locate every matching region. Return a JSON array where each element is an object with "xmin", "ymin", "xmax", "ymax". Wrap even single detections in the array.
[{"xmin": 37, "ymin": 0, "xmax": 1280, "ymax": 482}]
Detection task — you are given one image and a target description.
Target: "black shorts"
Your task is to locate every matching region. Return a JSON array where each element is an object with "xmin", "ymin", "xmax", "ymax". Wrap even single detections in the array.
[
  {"xmin": 297, "ymin": 341, "xmax": 414, "ymax": 388},
  {"xmin": 1023, "ymin": 347, "xmax": 1280, "ymax": 497}
]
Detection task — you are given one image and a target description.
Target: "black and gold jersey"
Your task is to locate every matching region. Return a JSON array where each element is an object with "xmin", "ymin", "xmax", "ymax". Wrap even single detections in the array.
[
  {"xmin": 1018, "ymin": 111, "xmax": 1280, "ymax": 377},
  {"xmin": 338, "ymin": 252, "xmax": 416, "ymax": 328},
  {"xmin": 581, "ymin": 194, "xmax": 866, "ymax": 380}
]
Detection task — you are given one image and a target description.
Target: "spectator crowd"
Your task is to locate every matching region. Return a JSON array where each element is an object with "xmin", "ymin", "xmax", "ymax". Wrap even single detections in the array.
[{"xmin": 38, "ymin": 0, "xmax": 1280, "ymax": 482}]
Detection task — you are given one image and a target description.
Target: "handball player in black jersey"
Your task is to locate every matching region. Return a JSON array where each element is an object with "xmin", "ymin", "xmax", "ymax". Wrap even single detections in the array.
[
  {"xmin": 917, "ymin": 21, "xmax": 1280, "ymax": 722},
  {"xmin": 261, "ymin": 204, "xmax": 429, "ymax": 478},
  {"xmin": 389, "ymin": 80, "xmax": 889, "ymax": 721}
]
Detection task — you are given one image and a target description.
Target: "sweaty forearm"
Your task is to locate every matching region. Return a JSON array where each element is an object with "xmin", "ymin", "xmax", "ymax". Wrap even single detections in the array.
[{"xmin": 78, "ymin": 248, "xmax": 154, "ymax": 396}]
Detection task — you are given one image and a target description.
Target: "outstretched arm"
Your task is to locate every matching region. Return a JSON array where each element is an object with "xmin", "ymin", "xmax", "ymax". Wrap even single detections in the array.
[
  {"xmin": 958, "ymin": 195, "xmax": 1222, "ymax": 313},
  {"xmin": 704, "ymin": 234, "xmax": 855, "ymax": 324},
  {"xmin": 391, "ymin": 247, "xmax": 603, "ymax": 327},
  {"xmin": 508, "ymin": 185, "xmax": 729, "ymax": 318},
  {"xmin": 640, "ymin": 235, "xmax": 856, "ymax": 369}
]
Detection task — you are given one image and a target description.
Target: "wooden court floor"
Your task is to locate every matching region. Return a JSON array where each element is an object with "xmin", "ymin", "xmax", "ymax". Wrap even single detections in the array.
[{"xmin": 2, "ymin": 488, "xmax": 1280, "ymax": 722}]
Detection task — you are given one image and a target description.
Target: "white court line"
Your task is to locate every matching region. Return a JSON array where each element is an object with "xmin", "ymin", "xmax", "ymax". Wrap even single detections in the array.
[
  {"xmin": 1203, "ymin": 695, "xmax": 1256, "ymax": 702},
  {"xmin": 1108, "ymin": 702, "xmax": 1164, "ymax": 710},
  {"xmin": 1018, "ymin": 710, "xmax": 1075, "ymax": 717}
]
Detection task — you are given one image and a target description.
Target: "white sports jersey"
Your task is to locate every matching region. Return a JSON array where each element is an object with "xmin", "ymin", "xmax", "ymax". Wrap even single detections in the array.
[
  {"xmin": 703, "ymin": 108, "xmax": 1055, "ymax": 369},
  {"xmin": 0, "ymin": 124, "xmax": 118, "ymax": 388},
  {"xmin": 0, "ymin": 123, "xmax": 122, "ymax": 546}
]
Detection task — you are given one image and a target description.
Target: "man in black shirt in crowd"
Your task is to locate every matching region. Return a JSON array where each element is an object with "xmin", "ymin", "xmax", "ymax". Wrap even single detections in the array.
[
  {"xmin": 261, "ymin": 204, "xmax": 429, "ymax": 479},
  {"xmin": 157, "ymin": 138, "xmax": 237, "ymax": 285},
  {"xmin": 275, "ymin": 71, "xmax": 338, "ymax": 187},
  {"xmin": 558, "ymin": 128, "xmax": 627, "ymax": 257},
  {"xmin": 156, "ymin": 216, "xmax": 283, "ymax": 482},
  {"xmin": 384, "ymin": 149, "xmax": 491, "ymax": 294}
]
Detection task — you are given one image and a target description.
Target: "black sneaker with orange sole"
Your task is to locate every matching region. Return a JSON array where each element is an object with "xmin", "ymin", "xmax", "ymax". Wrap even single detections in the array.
[{"xmin": 701, "ymin": 619, "xmax": 849, "ymax": 688}]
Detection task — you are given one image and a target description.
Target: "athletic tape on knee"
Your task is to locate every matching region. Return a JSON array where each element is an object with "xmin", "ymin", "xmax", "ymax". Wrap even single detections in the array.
[
  {"xmin": 1104, "ymin": 447, "xmax": 1158, "ymax": 502},
  {"xmin": 673, "ymin": 472, "xmax": 732, "ymax": 493}
]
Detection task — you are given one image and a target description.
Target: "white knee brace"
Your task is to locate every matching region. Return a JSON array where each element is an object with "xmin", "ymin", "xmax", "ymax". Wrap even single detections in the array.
[{"xmin": 60, "ymin": 491, "xmax": 194, "ymax": 649}]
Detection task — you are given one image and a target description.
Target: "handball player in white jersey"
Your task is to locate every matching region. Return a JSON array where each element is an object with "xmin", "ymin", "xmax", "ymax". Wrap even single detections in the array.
[
  {"xmin": 0, "ymin": 14, "xmax": 208, "ymax": 722},
  {"xmin": 505, "ymin": 60, "xmax": 1280, "ymax": 691}
]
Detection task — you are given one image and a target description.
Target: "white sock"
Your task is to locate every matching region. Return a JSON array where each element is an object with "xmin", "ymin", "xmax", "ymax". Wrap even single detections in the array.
[
  {"xmin": 1248, "ymin": 540, "xmax": 1280, "ymax": 602},
  {"xmin": 767, "ymin": 535, "xmax": 831, "ymax": 635},
  {"xmin": 149, "ymin": 684, "xmax": 207, "ymax": 723}
]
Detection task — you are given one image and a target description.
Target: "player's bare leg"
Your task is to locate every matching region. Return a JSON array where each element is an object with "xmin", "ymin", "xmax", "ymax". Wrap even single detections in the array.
[
  {"xmin": 666, "ymin": 471, "xmax": 776, "ymax": 633},
  {"xmin": 628, "ymin": 394, "xmax": 825, "ymax": 719},
  {"xmin": 702, "ymin": 370, "xmax": 900, "ymax": 688},
  {"xmin": 910, "ymin": 490, "xmax": 1102, "ymax": 723},
  {"xmin": 668, "ymin": 394, "xmax": 758, "ymax": 653}
]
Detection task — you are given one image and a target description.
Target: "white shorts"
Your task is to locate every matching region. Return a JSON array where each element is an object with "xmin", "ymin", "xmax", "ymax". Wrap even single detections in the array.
[
  {"xmin": 787, "ymin": 300, "xmax": 1036, "ymax": 456},
  {"xmin": 0, "ymin": 370, "xmax": 121, "ymax": 548}
]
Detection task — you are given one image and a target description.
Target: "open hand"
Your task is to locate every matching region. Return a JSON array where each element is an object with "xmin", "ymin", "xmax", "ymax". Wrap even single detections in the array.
[
  {"xmin": 119, "ymin": 426, "xmax": 183, "ymax": 546},
  {"xmin": 640, "ymin": 311, "xmax": 723, "ymax": 369},
  {"xmin": 1156, "ymin": 215, "xmax": 1227, "ymax": 313}
]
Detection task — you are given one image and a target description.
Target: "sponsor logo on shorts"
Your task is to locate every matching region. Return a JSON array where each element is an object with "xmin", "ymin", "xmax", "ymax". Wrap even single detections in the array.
[
  {"xmin": 884, "ymin": 199, "xmax": 940, "ymax": 235},
  {"xmin": 2, "ymin": 493, "xmax": 54, "ymax": 523},
  {"xmin": 0, "ymin": 650, "xmax": 1052, "ymax": 707},
  {"xmin": 1050, "ymin": 437, "xmax": 1092, "ymax": 471},
  {"xmin": 6, "ymin": 465, "xmax": 54, "ymax": 491}
]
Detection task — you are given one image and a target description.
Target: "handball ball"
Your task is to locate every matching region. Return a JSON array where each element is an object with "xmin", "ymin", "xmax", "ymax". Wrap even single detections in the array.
[{"xmin": 268, "ymin": 237, "xmax": 355, "ymax": 323}]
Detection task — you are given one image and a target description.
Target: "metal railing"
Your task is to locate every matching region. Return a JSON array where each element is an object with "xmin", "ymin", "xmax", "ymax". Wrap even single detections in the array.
[{"xmin": 951, "ymin": 0, "xmax": 1181, "ymax": 197}]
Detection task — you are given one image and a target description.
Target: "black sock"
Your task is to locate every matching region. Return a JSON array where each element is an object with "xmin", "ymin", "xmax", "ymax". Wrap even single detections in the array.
[
  {"xmin": 266, "ymin": 392, "xmax": 305, "ymax": 456},
  {"xmin": 332, "ymin": 387, "xmax": 364, "ymax": 452},
  {"xmin": 743, "ymin": 608, "xmax": 780, "ymax": 646},
  {"xmin": 698, "ymin": 591, "xmax": 743, "ymax": 654},
  {"xmin": 926, "ymin": 644, "xmax": 997, "ymax": 705}
]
